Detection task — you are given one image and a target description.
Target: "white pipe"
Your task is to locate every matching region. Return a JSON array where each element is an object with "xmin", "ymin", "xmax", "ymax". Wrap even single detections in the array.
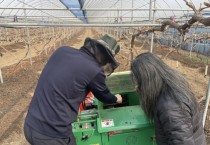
[
  {"xmin": 149, "ymin": 0, "xmax": 156, "ymax": 53},
  {"xmin": 203, "ymin": 78, "xmax": 210, "ymax": 127},
  {"xmin": 149, "ymin": 0, "xmax": 153, "ymax": 21},
  {"xmin": 205, "ymin": 65, "xmax": 208, "ymax": 77},
  {"xmin": 176, "ymin": 61, "xmax": 179, "ymax": 68}
]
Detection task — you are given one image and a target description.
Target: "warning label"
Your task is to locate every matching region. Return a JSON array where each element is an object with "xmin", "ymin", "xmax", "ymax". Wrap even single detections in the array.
[{"xmin": 101, "ymin": 119, "xmax": 114, "ymax": 128}]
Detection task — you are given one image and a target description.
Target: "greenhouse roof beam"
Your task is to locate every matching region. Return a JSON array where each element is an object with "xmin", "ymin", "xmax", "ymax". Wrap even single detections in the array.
[
  {"xmin": 78, "ymin": 0, "xmax": 87, "ymax": 23},
  {"xmin": 0, "ymin": 22, "xmax": 161, "ymax": 27},
  {"xmin": 3, "ymin": 16, "xmax": 152, "ymax": 18},
  {"xmin": 1, "ymin": 7, "xmax": 210, "ymax": 12}
]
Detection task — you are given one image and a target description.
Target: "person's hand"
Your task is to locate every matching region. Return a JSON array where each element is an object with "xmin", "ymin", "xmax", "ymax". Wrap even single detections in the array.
[{"xmin": 115, "ymin": 94, "xmax": 122, "ymax": 104}]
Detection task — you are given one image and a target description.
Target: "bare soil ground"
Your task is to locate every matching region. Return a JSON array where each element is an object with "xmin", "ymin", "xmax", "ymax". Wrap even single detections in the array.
[
  {"xmin": 0, "ymin": 28, "xmax": 209, "ymax": 144},
  {"xmin": 0, "ymin": 28, "xmax": 86, "ymax": 145}
]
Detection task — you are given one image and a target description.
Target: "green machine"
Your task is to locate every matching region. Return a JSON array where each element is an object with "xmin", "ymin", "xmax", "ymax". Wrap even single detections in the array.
[{"xmin": 72, "ymin": 71, "xmax": 156, "ymax": 145}]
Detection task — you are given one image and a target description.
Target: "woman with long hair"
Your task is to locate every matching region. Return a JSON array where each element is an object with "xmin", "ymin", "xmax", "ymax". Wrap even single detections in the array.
[{"xmin": 131, "ymin": 52, "xmax": 206, "ymax": 145}]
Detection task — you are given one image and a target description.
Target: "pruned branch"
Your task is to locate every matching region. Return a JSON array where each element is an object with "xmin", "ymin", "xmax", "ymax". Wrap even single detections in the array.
[
  {"xmin": 199, "ymin": 2, "xmax": 210, "ymax": 11},
  {"xmin": 184, "ymin": 33, "xmax": 210, "ymax": 42},
  {"xmin": 15, "ymin": 45, "xmax": 30, "ymax": 67},
  {"xmin": 163, "ymin": 49, "xmax": 177, "ymax": 59},
  {"xmin": 37, "ymin": 37, "xmax": 52, "ymax": 55},
  {"xmin": 131, "ymin": 21, "xmax": 171, "ymax": 48},
  {"xmin": 131, "ymin": 1, "xmax": 210, "ymax": 48},
  {"xmin": 183, "ymin": 0, "xmax": 198, "ymax": 13},
  {"xmin": 117, "ymin": 53, "xmax": 130, "ymax": 61},
  {"xmin": 0, "ymin": 46, "xmax": 20, "ymax": 61},
  {"xmin": 181, "ymin": 1, "xmax": 210, "ymax": 30}
]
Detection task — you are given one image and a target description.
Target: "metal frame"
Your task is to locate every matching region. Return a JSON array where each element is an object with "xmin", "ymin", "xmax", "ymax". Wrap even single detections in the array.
[
  {"xmin": 0, "ymin": 23, "xmax": 161, "ymax": 27},
  {"xmin": 0, "ymin": 7, "xmax": 209, "ymax": 12},
  {"xmin": 0, "ymin": 0, "xmax": 208, "ymax": 26}
]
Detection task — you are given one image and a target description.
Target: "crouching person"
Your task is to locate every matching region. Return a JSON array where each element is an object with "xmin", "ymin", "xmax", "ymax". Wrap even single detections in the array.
[
  {"xmin": 131, "ymin": 52, "xmax": 206, "ymax": 145},
  {"xmin": 24, "ymin": 34, "xmax": 122, "ymax": 145}
]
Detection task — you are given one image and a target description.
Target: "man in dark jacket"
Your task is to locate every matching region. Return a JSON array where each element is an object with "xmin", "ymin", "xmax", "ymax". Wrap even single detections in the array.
[
  {"xmin": 24, "ymin": 34, "xmax": 122, "ymax": 145},
  {"xmin": 131, "ymin": 52, "xmax": 206, "ymax": 145}
]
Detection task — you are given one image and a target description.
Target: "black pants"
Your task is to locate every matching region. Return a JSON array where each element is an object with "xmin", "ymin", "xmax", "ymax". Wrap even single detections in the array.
[{"xmin": 24, "ymin": 123, "xmax": 76, "ymax": 145}]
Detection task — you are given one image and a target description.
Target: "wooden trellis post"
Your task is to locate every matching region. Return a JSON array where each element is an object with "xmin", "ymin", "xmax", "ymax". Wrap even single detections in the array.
[
  {"xmin": 63, "ymin": 26, "xmax": 66, "ymax": 42},
  {"xmin": 5, "ymin": 28, "xmax": 9, "ymax": 42},
  {"xmin": 190, "ymin": 36, "xmax": 194, "ymax": 58},
  {"xmin": 60, "ymin": 27, "xmax": 62, "ymax": 47},
  {"xmin": 70, "ymin": 28, "xmax": 72, "ymax": 39},
  {"xmin": 52, "ymin": 27, "xmax": 56, "ymax": 50},
  {"xmin": 24, "ymin": 9, "xmax": 32, "ymax": 65},
  {"xmin": 43, "ymin": 27, "xmax": 48, "ymax": 55}
]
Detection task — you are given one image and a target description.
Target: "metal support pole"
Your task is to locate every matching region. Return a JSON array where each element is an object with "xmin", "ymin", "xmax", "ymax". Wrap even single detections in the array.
[
  {"xmin": 170, "ymin": 34, "xmax": 173, "ymax": 48},
  {"xmin": 190, "ymin": 29, "xmax": 195, "ymax": 58},
  {"xmin": 120, "ymin": 0, "xmax": 122, "ymax": 37},
  {"xmin": 190, "ymin": 37, "xmax": 193, "ymax": 58},
  {"xmin": 150, "ymin": 34, "xmax": 154, "ymax": 52},
  {"xmin": 149, "ymin": 0, "xmax": 156, "ymax": 53},
  {"xmin": 131, "ymin": 0, "xmax": 134, "ymax": 22},
  {"xmin": 149, "ymin": 0, "xmax": 152, "ymax": 22},
  {"xmin": 24, "ymin": 9, "xmax": 32, "ymax": 65},
  {"xmin": 203, "ymin": 78, "xmax": 210, "ymax": 127},
  {"xmin": 117, "ymin": 10, "xmax": 119, "ymax": 39}
]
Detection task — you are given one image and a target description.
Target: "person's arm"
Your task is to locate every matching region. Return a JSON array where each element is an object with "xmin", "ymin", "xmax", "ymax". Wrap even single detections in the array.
[
  {"xmin": 88, "ymin": 71, "xmax": 122, "ymax": 104},
  {"xmin": 157, "ymin": 107, "xmax": 195, "ymax": 145}
]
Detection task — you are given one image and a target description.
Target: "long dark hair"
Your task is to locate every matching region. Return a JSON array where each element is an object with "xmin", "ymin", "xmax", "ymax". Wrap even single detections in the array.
[{"xmin": 131, "ymin": 52, "xmax": 198, "ymax": 119}]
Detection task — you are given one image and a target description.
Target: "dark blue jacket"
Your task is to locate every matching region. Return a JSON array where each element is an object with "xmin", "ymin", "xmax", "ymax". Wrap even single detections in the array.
[{"xmin": 25, "ymin": 46, "xmax": 117, "ymax": 138}]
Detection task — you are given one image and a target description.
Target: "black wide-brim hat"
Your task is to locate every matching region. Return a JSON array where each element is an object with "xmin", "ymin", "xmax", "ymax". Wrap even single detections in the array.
[{"xmin": 94, "ymin": 34, "xmax": 120, "ymax": 69}]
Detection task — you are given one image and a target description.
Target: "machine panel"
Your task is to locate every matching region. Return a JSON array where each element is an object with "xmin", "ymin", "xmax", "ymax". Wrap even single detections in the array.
[{"xmin": 72, "ymin": 71, "xmax": 156, "ymax": 145}]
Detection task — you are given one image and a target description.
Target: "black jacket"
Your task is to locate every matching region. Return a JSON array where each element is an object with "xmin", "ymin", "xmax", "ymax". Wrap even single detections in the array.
[
  {"xmin": 25, "ymin": 46, "xmax": 117, "ymax": 138},
  {"xmin": 154, "ymin": 92, "xmax": 206, "ymax": 145}
]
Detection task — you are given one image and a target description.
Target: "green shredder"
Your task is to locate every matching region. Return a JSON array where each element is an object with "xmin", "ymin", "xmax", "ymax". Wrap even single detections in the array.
[{"xmin": 72, "ymin": 71, "xmax": 156, "ymax": 145}]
